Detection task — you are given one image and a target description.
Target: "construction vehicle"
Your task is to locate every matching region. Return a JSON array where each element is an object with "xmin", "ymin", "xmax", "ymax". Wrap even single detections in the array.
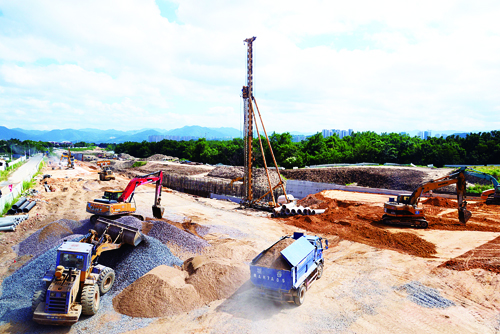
[
  {"xmin": 60, "ymin": 149, "xmax": 75, "ymax": 169},
  {"xmin": 383, "ymin": 167, "xmax": 472, "ymax": 228},
  {"xmin": 465, "ymin": 168, "xmax": 500, "ymax": 205},
  {"xmin": 86, "ymin": 171, "xmax": 164, "ymax": 223},
  {"xmin": 96, "ymin": 160, "xmax": 115, "ymax": 181},
  {"xmin": 32, "ymin": 217, "xmax": 143, "ymax": 325},
  {"xmin": 250, "ymin": 232, "xmax": 328, "ymax": 306}
]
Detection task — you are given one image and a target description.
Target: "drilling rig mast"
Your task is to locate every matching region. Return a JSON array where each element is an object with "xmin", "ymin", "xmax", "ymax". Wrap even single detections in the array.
[{"xmin": 242, "ymin": 36, "xmax": 288, "ymax": 208}]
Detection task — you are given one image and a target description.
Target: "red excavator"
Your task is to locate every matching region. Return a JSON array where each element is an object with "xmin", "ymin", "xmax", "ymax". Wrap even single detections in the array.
[
  {"xmin": 382, "ymin": 167, "xmax": 472, "ymax": 228},
  {"xmin": 86, "ymin": 171, "xmax": 164, "ymax": 223}
]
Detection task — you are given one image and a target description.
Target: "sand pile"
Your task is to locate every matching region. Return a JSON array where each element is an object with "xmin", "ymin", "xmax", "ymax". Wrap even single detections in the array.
[
  {"xmin": 113, "ymin": 265, "xmax": 201, "ymax": 318},
  {"xmin": 184, "ymin": 256, "xmax": 249, "ymax": 303},
  {"xmin": 254, "ymin": 238, "xmax": 295, "ymax": 270}
]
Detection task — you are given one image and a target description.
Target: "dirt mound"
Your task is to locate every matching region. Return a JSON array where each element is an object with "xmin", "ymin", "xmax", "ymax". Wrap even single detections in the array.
[
  {"xmin": 208, "ymin": 166, "xmax": 285, "ymax": 190},
  {"xmin": 254, "ymin": 238, "xmax": 295, "ymax": 270},
  {"xmin": 281, "ymin": 167, "xmax": 428, "ymax": 191},
  {"xmin": 297, "ymin": 193, "xmax": 325, "ymax": 209},
  {"xmin": 439, "ymin": 235, "xmax": 500, "ymax": 273},
  {"xmin": 113, "ymin": 265, "xmax": 201, "ymax": 317},
  {"xmin": 284, "ymin": 193, "xmax": 437, "ymax": 257},
  {"xmin": 421, "ymin": 197, "xmax": 457, "ymax": 208},
  {"xmin": 184, "ymin": 257, "xmax": 249, "ymax": 303},
  {"xmin": 146, "ymin": 154, "xmax": 168, "ymax": 161}
]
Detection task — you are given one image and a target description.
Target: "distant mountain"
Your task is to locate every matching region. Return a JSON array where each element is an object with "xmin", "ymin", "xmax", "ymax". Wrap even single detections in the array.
[
  {"xmin": 0, "ymin": 126, "xmax": 30, "ymax": 141},
  {"xmin": 0, "ymin": 126, "xmax": 242, "ymax": 143}
]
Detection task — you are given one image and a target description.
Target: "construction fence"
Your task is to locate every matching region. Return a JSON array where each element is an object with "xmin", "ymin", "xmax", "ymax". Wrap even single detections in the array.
[{"xmin": 163, "ymin": 174, "xmax": 286, "ymax": 203}]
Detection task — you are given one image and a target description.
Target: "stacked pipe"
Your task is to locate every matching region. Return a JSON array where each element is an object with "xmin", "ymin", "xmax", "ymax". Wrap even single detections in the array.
[
  {"xmin": 270, "ymin": 202, "xmax": 326, "ymax": 218},
  {"xmin": 6, "ymin": 197, "xmax": 37, "ymax": 215},
  {"xmin": 0, "ymin": 214, "xmax": 29, "ymax": 231}
]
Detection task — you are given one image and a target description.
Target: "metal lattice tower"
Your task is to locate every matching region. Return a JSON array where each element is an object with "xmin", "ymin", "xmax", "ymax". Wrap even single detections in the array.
[{"xmin": 243, "ymin": 36, "xmax": 256, "ymax": 202}]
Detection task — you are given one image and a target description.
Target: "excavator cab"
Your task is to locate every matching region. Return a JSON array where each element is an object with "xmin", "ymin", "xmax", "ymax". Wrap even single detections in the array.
[{"xmin": 396, "ymin": 195, "xmax": 412, "ymax": 205}]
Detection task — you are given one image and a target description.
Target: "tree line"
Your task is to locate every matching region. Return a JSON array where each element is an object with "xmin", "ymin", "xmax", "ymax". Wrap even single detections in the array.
[
  {"xmin": 115, "ymin": 131, "xmax": 500, "ymax": 168},
  {"xmin": 0, "ymin": 139, "xmax": 50, "ymax": 159}
]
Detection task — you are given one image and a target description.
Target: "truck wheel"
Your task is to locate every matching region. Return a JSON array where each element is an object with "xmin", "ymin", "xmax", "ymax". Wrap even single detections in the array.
[
  {"xmin": 97, "ymin": 267, "xmax": 115, "ymax": 295},
  {"xmin": 317, "ymin": 263, "xmax": 324, "ymax": 279},
  {"xmin": 81, "ymin": 284, "xmax": 100, "ymax": 315},
  {"xmin": 293, "ymin": 285, "xmax": 306, "ymax": 306},
  {"xmin": 31, "ymin": 288, "xmax": 47, "ymax": 311}
]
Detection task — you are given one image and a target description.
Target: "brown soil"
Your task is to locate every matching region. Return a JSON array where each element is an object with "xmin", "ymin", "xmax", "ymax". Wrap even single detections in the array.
[
  {"xmin": 439, "ymin": 235, "xmax": 500, "ymax": 273},
  {"xmin": 284, "ymin": 193, "xmax": 437, "ymax": 257},
  {"xmin": 421, "ymin": 197, "xmax": 457, "ymax": 208},
  {"xmin": 297, "ymin": 193, "xmax": 325, "ymax": 209},
  {"xmin": 113, "ymin": 265, "xmax": 202, "ymax": 317},
  {"xmin": 254, "ymin": 238, "xmax": 295, "ymax": 270}
]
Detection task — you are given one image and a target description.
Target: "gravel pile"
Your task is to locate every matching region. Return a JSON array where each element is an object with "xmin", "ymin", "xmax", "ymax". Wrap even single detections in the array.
[
  {"xmin": 15, "ymin": 219, "xmax": 91, "ymax": 258},
  {"xmin": 115, "ymin": 216, "xmax": 143, "ymax": 231},
  {"xmin": 196, "ymin": 225, "xmax": 248, "ymax": 239},
  {"xmin": 396, "ymin": 281, "xmax": 455, "ymax": 308},
  {"xmin": 147, "ymin": 220, "xmax": 209, "ymax": 254},
  {"xmin": 0, "ymin": 234, "xmax": 181, "ymax": 332}
]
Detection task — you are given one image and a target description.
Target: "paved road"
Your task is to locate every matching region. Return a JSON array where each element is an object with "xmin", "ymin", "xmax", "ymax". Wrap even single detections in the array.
[{"xmin": 0, "ymin": 154, "xmax": 43, "ymax": 189}]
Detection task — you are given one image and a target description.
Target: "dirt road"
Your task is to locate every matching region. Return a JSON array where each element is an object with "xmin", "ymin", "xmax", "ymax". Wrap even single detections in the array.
[{"xmin": 1, "ymin": 161, "xmax": 500, "ymax": 333}]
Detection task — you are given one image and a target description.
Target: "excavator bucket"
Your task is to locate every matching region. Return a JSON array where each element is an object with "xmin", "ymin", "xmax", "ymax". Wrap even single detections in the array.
[
  {"xmin": 458, "ymin": 207, "xmax": 472, "ymax": 224},
  {"xmin": 95, "ymin": 217, "xmax": 143, "ymax": 246},
  {"xmin": 152, "ymin": 205, "xmax": 165, "ymax": 219}
]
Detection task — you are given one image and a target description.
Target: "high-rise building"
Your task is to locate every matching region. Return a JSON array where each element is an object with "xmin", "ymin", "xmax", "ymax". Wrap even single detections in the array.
[{"xmin": 424, "ymin": 130, "xmax": 432, "ymax": 139}]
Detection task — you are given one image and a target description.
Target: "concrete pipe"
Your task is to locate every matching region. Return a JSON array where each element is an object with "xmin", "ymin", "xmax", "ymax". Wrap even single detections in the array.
[
  {"xmin": 7, "ymin": 209, "xmax": 17, "ymax": 215},
  {"xmin": 296, "ymin": 206, "xmax": 305, "ymax": 215},
  {"xmin": 17, "ymin": 201, "xmax": 30, "ymax": 213},
  {"xmin": 311, "ymin": 209, "xmax": 326, "ymax": 215},
  {"xmin": 0, "ymin": 225, "xmax": 15, "ymax": 231},
  {"xmin": 12, "ymin": 197, "xmax": 27, "ymax": 210},
  {"xmin": 23, "ymin": 201, "xmax": 36, "ymax": 213},
  {"xmin": 0, "ymin": 220, "xmax": 16, "ymax": 227}
]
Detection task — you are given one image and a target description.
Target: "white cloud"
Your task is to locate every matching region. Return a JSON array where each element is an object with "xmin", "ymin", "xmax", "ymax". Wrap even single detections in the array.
[{"xmin": 0, "ymin": 0, "xmax": 499, "ymax": 133}]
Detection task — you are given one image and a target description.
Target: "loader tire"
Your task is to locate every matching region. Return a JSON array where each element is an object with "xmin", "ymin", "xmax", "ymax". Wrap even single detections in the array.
[
  {"xmin": 81, "ymin": 284, "xmax": 100, "ymax": 315},
  {"xmin": 317, "ymin": 263, "xmax": 324, "ymax": 279},
  {"xmin": 97, "ymin": 267, "xmax": 115, "ymax": 295},
  {"xmin": 31, "ymin": 288, "xmax": 47, "ymax": 311},
  {"xmin": 293, "ymin": 285, "xmax": 306, "ymax": 306}
]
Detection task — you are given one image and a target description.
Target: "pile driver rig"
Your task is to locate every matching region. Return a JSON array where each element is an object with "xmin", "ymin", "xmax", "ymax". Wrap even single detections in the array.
[{"xmin": 241, "ymin": 36, "xmax": 288, "ymax": 209}]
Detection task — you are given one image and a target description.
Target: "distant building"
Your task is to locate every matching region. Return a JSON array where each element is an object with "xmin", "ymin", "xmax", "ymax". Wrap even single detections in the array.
[
  {"xmin": 321, "ymin": 128, "xmax": 353, "ymax": 139},
  {"xmin": 417, "ymin": 131, "xmax": 423, "ymax": 139},
  {"xmin": 424, "ymin": 130, "xmax": 432, "ymax": 139},
  {"xmin": 348, "ymin": 129, "xmax": 353, "ymax": 136},
  {"xmin": 292, "ymin": 135, "xmax": 306, "ymax": 142},
  {"xmin": 322, "ymin": 129, "xmax": 332, "ymax": 138}
]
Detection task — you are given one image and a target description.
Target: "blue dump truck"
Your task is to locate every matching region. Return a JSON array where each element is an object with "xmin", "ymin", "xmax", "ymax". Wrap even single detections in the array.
[{"xmin": 250, "ymin": 232, "xmax": 328, "ymax": 305}]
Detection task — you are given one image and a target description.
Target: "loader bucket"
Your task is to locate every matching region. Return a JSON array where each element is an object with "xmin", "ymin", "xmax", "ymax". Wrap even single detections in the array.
[
  {"xmin": 152, "ymin": 205, "xmax": 165, "ymax": 219},
  {"xmin": 95, "ymin": 217, "xmax": 143, "ymax": 246},
  {"xmin": 458, "ymin": 207, "xmax": 472, "ymax": 225}
]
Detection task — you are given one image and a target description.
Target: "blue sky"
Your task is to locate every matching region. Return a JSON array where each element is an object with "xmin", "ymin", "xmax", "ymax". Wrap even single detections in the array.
[{"xmin": 0, "ymin": 0, "xmax": 499, "ymax": 134}]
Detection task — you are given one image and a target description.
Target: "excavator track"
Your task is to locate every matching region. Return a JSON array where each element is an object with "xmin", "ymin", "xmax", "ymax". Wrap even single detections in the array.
[{"xmin": 382, "ymin": 214, "xmax": 428, "ymax": 229}]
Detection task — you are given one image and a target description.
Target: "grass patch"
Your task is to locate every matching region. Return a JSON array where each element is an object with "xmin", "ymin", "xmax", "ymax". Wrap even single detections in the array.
[
  {"xmin": 0, "ymin": 160, "xmax": 26, "ymax": 182},
  {"xmin": 468, "ymin": 184, "xmax": 494, "ymax": 194},
  {"xmin": 70, "ymin": 146, "xmax": 96, "ymax": 151},
  {"xmin": 132, "ymin": 161, "xmax": 147, "ymax": 168},
  {"xmin": 470, "ymin": 166, "xmax": 500, "ymax": 180}
]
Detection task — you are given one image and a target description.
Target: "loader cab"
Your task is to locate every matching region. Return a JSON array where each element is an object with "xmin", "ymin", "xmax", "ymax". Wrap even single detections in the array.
[{"xmin": 56, "ymin": 242, "xmax": 93, "ymax": 272}]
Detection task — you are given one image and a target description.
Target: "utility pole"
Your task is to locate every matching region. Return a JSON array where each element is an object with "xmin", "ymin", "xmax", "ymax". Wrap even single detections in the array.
[{"xmin": 243, "ymin": 36, "xmax": 256, "ymax": 202}]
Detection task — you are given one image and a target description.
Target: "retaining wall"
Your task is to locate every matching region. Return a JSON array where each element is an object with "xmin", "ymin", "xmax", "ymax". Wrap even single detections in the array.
[{"xmin": 285, "ymin": 179, "xmax": 410, "ymax": 199}]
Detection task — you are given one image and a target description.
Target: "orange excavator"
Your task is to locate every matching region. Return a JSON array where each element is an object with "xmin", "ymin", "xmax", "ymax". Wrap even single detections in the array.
[
  {"xmin": 86, "ymin": 171, "xmax": 164, "ymax": 223},
  {"xmin": 383, "ymin": 167, "xmax": 472, "ymax": 228}
]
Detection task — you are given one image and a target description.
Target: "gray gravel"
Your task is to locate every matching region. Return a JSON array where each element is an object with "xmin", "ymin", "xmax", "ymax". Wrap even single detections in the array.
[
  {"xmin": 396, "ymin": 281, "xmax": 455, "ymax": 308},
  {"xmin": 147, "ymin": 220, "xmax": 209, "ymax": 254},
  {"xmin": 0, "ymin": 231, "xmax": 181, "ymax": 332}
]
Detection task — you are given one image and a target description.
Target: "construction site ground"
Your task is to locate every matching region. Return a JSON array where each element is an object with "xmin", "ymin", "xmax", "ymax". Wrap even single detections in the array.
[{"xmin": 1, "ymin": 159, "xmax": 500, "ymax": 333}]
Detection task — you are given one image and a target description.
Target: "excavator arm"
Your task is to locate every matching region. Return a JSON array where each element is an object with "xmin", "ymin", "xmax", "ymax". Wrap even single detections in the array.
[
  {"xmin": 118, "ymin": 171, "xmax": 164, "ymax": 218},
  {"xmin": 408, "ymin": 167, "xmax": 470, "ymax": 224}
]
